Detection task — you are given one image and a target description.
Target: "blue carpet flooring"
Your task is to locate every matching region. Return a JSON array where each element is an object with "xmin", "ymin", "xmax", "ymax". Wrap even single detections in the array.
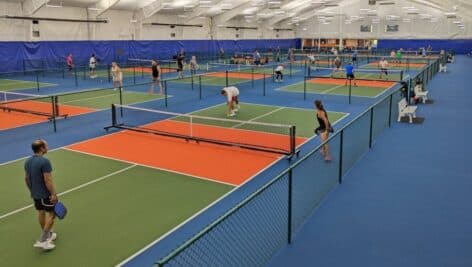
[{"xmin": 269, "ymin": 56, "xmax": 472, "ymax": 267}]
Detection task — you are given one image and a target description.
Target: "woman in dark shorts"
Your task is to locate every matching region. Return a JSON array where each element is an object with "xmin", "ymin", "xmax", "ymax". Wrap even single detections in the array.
[
  {"xmin": 149, "ymin": 60, "xmax": 162, "ymax": 95},
  {"xmin": 177, "ymin": 53, "xmax": 184, "ymax": 78},
  {"xmin": 314, "ymin": 100, "xmax": 334, "ymax": 161}
]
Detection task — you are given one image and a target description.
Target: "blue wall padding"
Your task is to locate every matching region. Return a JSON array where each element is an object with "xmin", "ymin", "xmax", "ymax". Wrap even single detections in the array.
[
  {"xmin": 0, "ymin": 39, "xmax": 298, "ymax": 72},
  {"xmin": 377, "ymin": 39, "xmax": 472, "ymax": 53}
]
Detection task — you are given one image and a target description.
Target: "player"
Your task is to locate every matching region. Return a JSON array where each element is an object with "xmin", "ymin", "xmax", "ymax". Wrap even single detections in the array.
[
  {"xmin": 89, "ymin": 54, "xmax": 97, "ymax": 78},
  {"xmin": 189, "ymin": 56, "xmax": 198, "ymax": 76},
  {"xmin": 314, "ymin": 100, "xmax": 334, "ymax": 161},
  {"xmin": 177, "ymin": 52, "xmax": 185, "ymax": 79},
  {"xmin": 332, "ymin": 56, "xmax": 342, "ymax": 77},
  {"xmin": 378, "ymin": 57, "xmax": 389, "ymax": 80},
  {"xmin": 253, "ymin": 50, "xmax": 261, "ymax": 66},
  {"xmin": 25, "ymin": 139, "xmax": 58, "ymax": 250},
  {"xmin": 111, "ymin": 62, "xmax": 123, "ymax": 90},
  {"xmin": 66, "ymin": 53, "xmax": 73, "ymax": 72},
  {"xmin": 221, "ymin": 86, "xmax": 240, "ymax": 117},
  {"xmin": 396, "ymin": 49, "xmax": 402, "ymax": 64},
  {"xmin": 344, "ymin": 62, "xmax": 357, "ymax": 86},
  {"xmin": 149, "ymin": 60, "xmax": 163, "ymax": 95},
  {"xmin": 352, "ymin": 50, "xmax": 358, "ymax": 66},
  {"xmin": 275, "ymin": 64, "xmax": 284, "ymax": 82}
]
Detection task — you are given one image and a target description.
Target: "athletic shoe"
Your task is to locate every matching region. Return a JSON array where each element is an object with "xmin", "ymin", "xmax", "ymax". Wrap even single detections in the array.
[
  {"xmin": 324, "ymin": 156, "xmax": 332, "ymax": 162},
  {"xmin": 48, "ymin": 232, "xmax": 57, "ymax": 242},
  {"xmin": 228, "ymin": 112, "xmax": 236, "ymax": 117},
  {"xmin": 233, "ymin": 108, "xmax": 239, "ymax": 112},
  {"xmin": 33, "ymin": 240, "xmax": 55, "ymax": 250}
]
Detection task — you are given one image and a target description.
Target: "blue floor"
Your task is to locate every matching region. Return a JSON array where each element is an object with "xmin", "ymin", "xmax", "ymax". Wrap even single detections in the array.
[{"xmin": 269, "ymin": 56, "xmax": 472, "ymax": 267}]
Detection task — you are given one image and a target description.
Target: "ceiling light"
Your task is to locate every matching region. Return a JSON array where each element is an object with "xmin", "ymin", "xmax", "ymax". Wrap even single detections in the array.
[{"xmin": 46, "ymin": 3, "xmax": 62, "ymax": 8}]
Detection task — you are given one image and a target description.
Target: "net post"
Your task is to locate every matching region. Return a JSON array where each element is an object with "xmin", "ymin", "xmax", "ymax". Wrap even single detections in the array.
[
  {"xmin": 54, "ymin": 95, "xmax": 60, "ymax": 118},
  {"xmin": 199, "ymin": 75, "xmax": 202, "ymax": 100},
  {"xmin": 369, "ymin": 107, "xmax": 374, "ymax": 148},
  {"xmin": 263, "ymin": 74, "xmax": 266, "ymax": 96},
  {"xmin": 111, "ymin": 104, "xmax": 117, "ymax": 126},
  {"xmin": 36, "ymin": 71, "xmax": 40, "ymax": 92},
  {"xmin": 338, "ymin": 130, "xmax": 344, "ymax": 184},
  {"xmin": 400, "ymin": 70, "xmax": 403, "ymax": 81},
  {"xmin": 290, "ymin": 126, "xmax": 296, "ymax": 157},
  {"xmin": 191, "ymin": 74, "xmax": 194, "ymax": 90},
  {"xmin": 225, "ymin": 70, "xmax": 229, "ymax": 87},
  {"xmin": 388, "ymin": 94, "xmax": 393, "ymax": 127},
  {"xmin": 83, "ymin": 65, "xmax": 86, "ymax": 80},
  {"xmin": 303, "ymin": 76, "xmax": 307, "ymax": 100},
  {"xmin": 164, "ymin": 80, "xmax": 168, "ymax": 107},
  {"xmin": 272, "ymin": 65, "xmax": 275, "ymax": 83},
  {"xmin": 74, "ymin": 66, "xmax": 78, "ymax": 87},
  {"xmin": 287, "ymin": 168, "xmax": 293, "ymax": 244},
  {"xmin": 251, "ymin": 68, "xmax": 254, "ymax": 88},
  {"xmin": 348, "ymin": 79, "xmax": 352, "ymax": 104},
  {"xmin": 119, "ymin": 87, "xmax": 123, "ymax": 117},
  {"xmin": 51, "ymin": 96, "xmax": 57, "ymax": 132},
  {"xmin": 133, "ymin": 65, "xmax": 136, "ymax": 85}
]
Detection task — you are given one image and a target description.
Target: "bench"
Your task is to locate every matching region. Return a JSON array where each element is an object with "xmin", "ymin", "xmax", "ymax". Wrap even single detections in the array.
[
  {"xmin": 398, "ymin": 98, "xmax": 417, "ymax": 123},
  {"xmin": 414, "ymin": 84, "xmax": 429, "ymax": 104}
]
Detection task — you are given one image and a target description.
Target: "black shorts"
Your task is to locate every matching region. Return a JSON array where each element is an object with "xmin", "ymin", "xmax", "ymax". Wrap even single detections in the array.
[
  {"xmin": 34, "ymin": 198, "xmax": 55, "ymax": 212},
  {"xmin": 352, "ymin": 57, "xmax": 357, "ymax": 61},
  {"xmin": 67, "ymin": 65, "xmax": 73, "ymax": 71},
  {"xmin": 381, "ymin": 68, "xmax": 388, "ymax": 74},
  {"xmin": 275, "ymin": 71, "xmax": 283, "ymax": 75},
  {"xmin": 347, "ymin": 73, "xmax": 355, "ymax": 79}
]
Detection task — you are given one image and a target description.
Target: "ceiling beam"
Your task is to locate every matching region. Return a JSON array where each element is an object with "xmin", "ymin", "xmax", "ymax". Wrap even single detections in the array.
[
  {"xmin": 93, "ymin": 0, "xmax": 121, "ymax": 17},
  {"xmin": 212, "ymin": 1, "xmax": 258, "ymax": 24},
  {"xmin": 140, "ymin": 0, "xmax": 165, "ymax": 20},
  {"xmin": 22, "ymin": 0, "xmax": 49, "ymax": 16},
  {"xmin": 185, "ymin": 0, "xmax": 225, "ymax": 22}
]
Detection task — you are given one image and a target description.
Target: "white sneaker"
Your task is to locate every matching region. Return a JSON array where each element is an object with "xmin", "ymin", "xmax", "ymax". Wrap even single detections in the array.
[
  {"xmin": 33, "ymin": 240, "xmax": 55, "ymax": 250},
  {"xmin": 228, "ymin": 112, "xmax": 236, "ymax": 117},
  {"xmin": 232, "ymin": 108, "xmax": 239, "ymax": 112},
  {"xmin": 48, "ymin": 232, "xmax": 57, "ymax": 242}
]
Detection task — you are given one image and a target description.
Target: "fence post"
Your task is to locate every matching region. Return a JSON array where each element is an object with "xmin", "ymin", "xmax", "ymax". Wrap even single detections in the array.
[
  {"xmin": 36, "ymin": 71, "xmax": 40, "ymax": 92},
  {"xmin": 74, "ymin": 67, "xmax": 78, "ymax": 87},
  {"xmin": 199, "ymin": 75, "xmax": 202, "ymax": 100},
  {"xmin": 348, "ymin": 79, "xmax": 352, "ymax": 104},
  {"xmin": 388, "ymin": 94, "xmax": 393, "ymax": 127},
  {"xmin": 252, "ymin": 68, "xmax": 254, "ymax": 88},
  {"xmin": 133, "ymin": 66, "xmax": 136, "ymax": 85},
  {"xmin": 51, "ymin": 96, "xmax": 57, "ymax": 132},
  {"xmin": 338, "ymin": 130, "xmax": 344, "ymax": 184},
  {"xmin": 369, "ymin": 108, "xmax": 374, "ymax": 148},
  {"xmin": 164, "ymin": 80, "xmax": 168, "ymax": 107},
  {"xmin": 225, "ymin": 70, "xmax": 229, "ymax": 87},
  {"xmin": 287, "ymin": 168, "xmax": 293, "ymax": 244},
  {"xmin": 119, "ymin": 87, "xmax": 123, "ymax": 117}
]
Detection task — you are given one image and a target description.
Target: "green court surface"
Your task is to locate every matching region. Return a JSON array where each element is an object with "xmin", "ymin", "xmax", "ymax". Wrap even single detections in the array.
[
  {"xmin": 0, "ymin": 149, "xmax": 233, "ymax": 267},
  {"xmin": 182, "ymin": 102, "xmax": 347, "ymax": 138},
  {"xmin": 362, "ymin": 63, "xmax": 425, "ymax": 70},
  {"xmin": 52, "ymin": 89, "xmax": 165, "ymax": 109},
  {"xmin": 279, "ymin": 79, "xmax": 396, "ymax": 98},
  {"xmin": 0, "ymin": 79, "xmax": 55, "ymax": 91},
  {"xmin": 321, "ymin": 70, "xmax": 403, "ymax": 81}
]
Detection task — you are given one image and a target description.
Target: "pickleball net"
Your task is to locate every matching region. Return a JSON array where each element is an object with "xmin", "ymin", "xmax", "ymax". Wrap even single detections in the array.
[{"xmin": 105, "ymin": 104, "xmax": 297, "ymax": 156}]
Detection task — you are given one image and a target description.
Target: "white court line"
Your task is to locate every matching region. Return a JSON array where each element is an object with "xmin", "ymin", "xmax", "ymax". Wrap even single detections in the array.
[
  {"xmin": 232, "ymin": 107, "xmax": 285, "ymax": 128},
  {"xmin": 0, "ymin": 164, "xmax": 137, "ymax": 220}
]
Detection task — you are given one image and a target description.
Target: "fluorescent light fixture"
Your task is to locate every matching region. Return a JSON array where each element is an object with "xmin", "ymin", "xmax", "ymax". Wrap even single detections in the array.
[
  {"xmin": 217, "ymin": 24, "xmax": 224, "ymax": 27},
  {"xmin": 267, "ymin": 1, "xmax": 282, "ymax": 4},
  {"xmin": 178, "ymin": 14, "xmax": 188, "ymax": 18},
  {"xmin": 87, "ymin": 7, "xmax": 102, "ymax": 11},
  {"xmin": 444, "ymin": 12, "xmax": 456, "ymax": 16},
  {"xmin": 130, "ymin": 19, "xmax": 137, "ymax": 23},
  {"xmin": 303, "ymin": 28, "xmax": 307, "ymax": 30},
  {"xmin": 453, "ymin": 20, "xmax": 462, "ymax": 24}
]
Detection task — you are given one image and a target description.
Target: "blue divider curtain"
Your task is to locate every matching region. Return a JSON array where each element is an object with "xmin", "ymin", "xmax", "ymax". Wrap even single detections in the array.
[{"xmin": 0, "ymin": 39, "xmax": 299, "ymax": 73}]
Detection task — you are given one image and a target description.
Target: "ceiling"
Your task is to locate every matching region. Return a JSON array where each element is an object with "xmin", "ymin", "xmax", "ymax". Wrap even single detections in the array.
[{"xmin": 6, "ymin": 0, "xmax": 470, "ymax": 29}]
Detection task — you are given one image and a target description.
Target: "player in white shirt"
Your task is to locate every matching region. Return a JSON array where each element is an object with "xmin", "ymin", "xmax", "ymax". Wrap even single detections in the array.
[
  {"xmin": 89, "ymin": 54, "xmax": 97, "ymax": 78},
  {"xmin": 275, "ymin": 64, "xmax": 284, "ymax": 82},
  {"xmin": 220, "ymin": 86, "xmax": 240, "ymax": 117},
  {"xmin": 378, "ymin": 58, "xmax": 389, "ymax": 80}
]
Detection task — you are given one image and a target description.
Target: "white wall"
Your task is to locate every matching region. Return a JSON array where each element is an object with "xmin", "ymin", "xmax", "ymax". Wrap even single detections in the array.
[{"xmin": 0, "ymin": 5, "xmax": 293, "ymax": 41}]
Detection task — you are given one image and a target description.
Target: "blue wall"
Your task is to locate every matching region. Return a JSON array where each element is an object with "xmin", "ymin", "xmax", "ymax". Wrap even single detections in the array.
[
  {"xmin": 377, "ymin": 39, "xmax": 472, "ymax": 53},
  {"xmin": 0, "ymin": 39, "xmax": 298, "ymax": 73}
]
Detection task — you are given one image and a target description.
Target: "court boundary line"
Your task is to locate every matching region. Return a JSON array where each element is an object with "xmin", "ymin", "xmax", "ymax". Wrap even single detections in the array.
[
  {"xmin": 115, "ymin": 150, "xmax": 284, "ymax": 267},
  {"xmin": 0, "ymin": 164, "xmax": 137, "ymax": 220},
  {"xmin": 115, "ymin": 105, "xmax": 351, "ymax": 267},
  {"xmin": 0, "ymin": 79, "xmax": 57, "ymax": 89}
]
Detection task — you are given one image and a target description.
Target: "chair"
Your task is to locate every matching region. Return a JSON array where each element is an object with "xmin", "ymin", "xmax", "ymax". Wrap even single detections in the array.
[
  {"xmin": 414, "ymin": 84, "xmax": 429, "ymax": 104},
  {"xmin": 398, "ymin": 98, "xmax": 417, "ymax": 123},
  {"xmin": 439, "ymin": 63, "xmax": 447, "ymax": 72}
]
